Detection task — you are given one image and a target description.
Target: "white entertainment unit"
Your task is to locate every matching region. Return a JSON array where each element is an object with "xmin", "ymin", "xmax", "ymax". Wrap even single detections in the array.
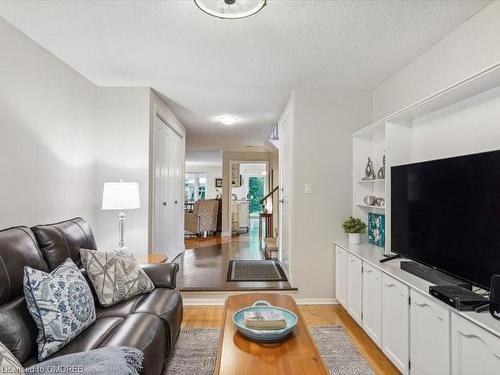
[
  {"xmin": 335, "ymin": 241, "xmax": 500, "ymax": 375},
  {"xmin": 339, "ymin": 63, "xmax": 500, "ymax": 375}
]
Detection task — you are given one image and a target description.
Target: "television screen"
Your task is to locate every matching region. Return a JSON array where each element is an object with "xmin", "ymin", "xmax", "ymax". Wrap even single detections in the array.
[{"xmin": 391, "ymin": 150, "xmax": 500, "ymax": 289}]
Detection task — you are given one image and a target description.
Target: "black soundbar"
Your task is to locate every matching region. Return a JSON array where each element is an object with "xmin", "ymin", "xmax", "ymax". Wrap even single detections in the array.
[{"xmin": 401, "ymin": 261, "xmax": 472, "ymax": 289}]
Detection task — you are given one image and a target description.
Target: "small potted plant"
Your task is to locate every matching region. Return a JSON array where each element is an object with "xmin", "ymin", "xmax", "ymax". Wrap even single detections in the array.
[{"xmin": 342, "ymin": 217, "xmax": 367, "ymax": 245}]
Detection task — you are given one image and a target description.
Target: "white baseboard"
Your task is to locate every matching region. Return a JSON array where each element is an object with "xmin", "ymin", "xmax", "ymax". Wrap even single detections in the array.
[
  {"xmin": 221, "ymin": 231, "xmax": 231, "ymax": 237},
  {"xmin": 181, "ymin": 291, "xmax": 338, "ymax": 306},
  {"xmin": 294, "ymin": 298, "xmax": 338, "ymax": 305}
]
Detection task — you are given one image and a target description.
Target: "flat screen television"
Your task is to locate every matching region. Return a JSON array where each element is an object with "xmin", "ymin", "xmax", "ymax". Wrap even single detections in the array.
[{"xmin": 391, "ymin": 150, "xmax": 500, "ymax": 290}]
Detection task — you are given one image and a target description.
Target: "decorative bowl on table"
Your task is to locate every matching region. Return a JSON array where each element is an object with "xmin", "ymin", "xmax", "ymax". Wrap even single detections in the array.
[{"xmin": 232, "ymin": 300, "xmax": 298, "ymax": 342}]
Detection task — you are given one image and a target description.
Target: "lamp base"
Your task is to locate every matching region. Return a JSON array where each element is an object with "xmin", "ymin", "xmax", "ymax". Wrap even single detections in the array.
[{"xmin": 118, "ymin": 211, "xmax": 126, "ymax": 249}]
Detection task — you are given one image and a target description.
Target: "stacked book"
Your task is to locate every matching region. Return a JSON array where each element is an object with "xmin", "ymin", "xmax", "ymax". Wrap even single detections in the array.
[{"xmin": 244, "ymin": 310, "xmax": 287, "ymax": 330}]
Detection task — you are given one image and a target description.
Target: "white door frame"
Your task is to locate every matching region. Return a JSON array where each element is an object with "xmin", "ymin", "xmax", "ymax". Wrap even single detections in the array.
[
  {"xmin": 226, "ymin": 160, "xmax": 270, "ymax": 236},
  {"xmin": 278, "ymin": 92, "xmax": 294, "ymax": 283}
]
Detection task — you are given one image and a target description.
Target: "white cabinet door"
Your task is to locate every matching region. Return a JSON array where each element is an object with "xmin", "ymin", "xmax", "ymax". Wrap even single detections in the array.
[
  {"xmin": 382, "ymin": 273, "xmax": 409, "ymax": 375},
  {"xmin": 335, "ymin": 246, "xmax": 347, "ymax": 308},
  {"xmin": 362, "ymin": 262, "xmax": 382, "ymax": 346},
  {"xmin": 347, "ymin": 253, "xmax": 363, "ymax": 325},
  {"xmin": 451, "ymin": 312, "xmax": 500, "ymax": 375},
  {"xmin": 410, "ymin": 290, "xmax": 450, "ymax": 375}
]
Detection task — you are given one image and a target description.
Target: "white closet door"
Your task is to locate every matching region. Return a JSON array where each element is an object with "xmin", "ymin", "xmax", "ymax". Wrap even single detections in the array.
[
  {"xmin": 170, "ymin": 130, "xmax": 184, "ymax": 254},
  {"xmin": 154, "ymin": 116, "xmax": 184, "ymax": 261},
  {"xmin": 154, "ymin": 121, "xmax": 171, "ymax": 255}
]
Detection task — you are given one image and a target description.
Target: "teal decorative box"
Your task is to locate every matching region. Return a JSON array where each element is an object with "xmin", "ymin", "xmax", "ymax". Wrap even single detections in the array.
[{"xmin": 368, "ymin": 213, "xmax": 385, "ymax": 247}]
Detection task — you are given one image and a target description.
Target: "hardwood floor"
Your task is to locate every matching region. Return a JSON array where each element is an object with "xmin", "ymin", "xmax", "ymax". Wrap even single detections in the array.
[
  {"xmin": 183, "ymin": 304, "xmax": 400, "ymax": 375},
  {"xmin": 175, "ymin": 242, "xmax": 295, "ymax": 291},
  {"xmin": 184, "ymin": 233, "xmax": 231, "ymax": 250},
  {"xmin": 178, "ymin": 220, "xmax": 295, "ymax": 291}
]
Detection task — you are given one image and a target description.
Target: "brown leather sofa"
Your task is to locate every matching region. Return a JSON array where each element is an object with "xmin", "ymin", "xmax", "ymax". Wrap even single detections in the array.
[{"xmin": 0, "ymin": 217, "xmax": 183, "ymax": 375}]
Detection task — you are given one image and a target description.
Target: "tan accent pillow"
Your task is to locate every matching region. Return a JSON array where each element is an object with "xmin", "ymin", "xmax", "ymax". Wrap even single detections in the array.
[{"xmin": 79, "ymin": 249, "xmax": 154, "ymax": 307}]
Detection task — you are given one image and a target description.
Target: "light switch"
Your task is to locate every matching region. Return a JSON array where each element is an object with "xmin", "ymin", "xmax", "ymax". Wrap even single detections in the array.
[{"xmin": 305, "ymin": 183, "xmax": 312, "ymax": 194}]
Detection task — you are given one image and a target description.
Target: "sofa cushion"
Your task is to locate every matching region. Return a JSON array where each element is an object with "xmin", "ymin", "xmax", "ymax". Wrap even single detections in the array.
[
  {"xmin": 32, "ymin": 217, "xmax": 97, "ymax": 271},
  {"xmin": 0, "ymin": 296, "xmax": 38, "ymax": 364},
  {"xmin": 135, "ymin": 289, "xmax": 183, "ymax": 349},
  {"xmin": 0, "ymin": 227, "xmax": 48, "ymax": 362},
  {"xmin": 80, "ymin": 249, "xmax": 154, "ymax": 307},
  {"xmin": 96, "ymin": 288, "xmax": 183, "ymax": 353},
  {"xmin": 24, "ymin": 259, "xmax": 96, "ymax": 360},
  {"xmin": 96, "ymin": 294, "xmax": 148, "ymax": 319},
  {"xmin": 0, "ymin": 227, "xmax": 48, "ymax": 304},
  {"xmin": 24, "ymin": 314, "xmax": 167, "ymax": 375},
  {"xmin": 45, "ymin": 317, "xmax": 123, "ymax": 358},
  {"xmin": 101, "ymin": 313, "xmax": 166, "ymax": 375}
]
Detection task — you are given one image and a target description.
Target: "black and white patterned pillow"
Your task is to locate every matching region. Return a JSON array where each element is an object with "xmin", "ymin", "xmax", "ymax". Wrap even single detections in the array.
[
  {"xmin": 24, "ymin": 259, "xmax": 96, "ymax": 361},
  {"xmin": 1, "ymin": 340, "xmax": 24, "ymax": 374},
  {"xmin": 79, "ymin": 249, "xmax": 154, "ymax": 307}
]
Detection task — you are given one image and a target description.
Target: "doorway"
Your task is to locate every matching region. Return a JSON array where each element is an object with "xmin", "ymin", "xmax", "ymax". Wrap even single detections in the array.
[{"xmin": 230, "ymin": 162, "xmax": 268, "ymax": 253}]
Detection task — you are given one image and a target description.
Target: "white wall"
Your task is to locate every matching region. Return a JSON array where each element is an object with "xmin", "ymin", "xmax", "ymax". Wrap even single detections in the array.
[
  {"xmin": 94, "ymin": 88, "xmax": 151, "ymax": 256},
  {"xmin": 0, "ymin": 18, "xmax": 185, "ymax": 260},
  {"xmin": 372, "ymin": 1, "xmax": 500, "ymax": 121},
  {"xmin": 407, "ymin": 86, "xmax": 500, "ymax": 165},
  {"xmin": 185, "ymin": 164, "xmax": 222, "ymax": 200},
  {"xmin": 0, "ymin": 17, "xmax": 97, "ymax": 228},
  {"xmin": 291, "ymin": 87, "xmax": 372, "ymax": 299}
]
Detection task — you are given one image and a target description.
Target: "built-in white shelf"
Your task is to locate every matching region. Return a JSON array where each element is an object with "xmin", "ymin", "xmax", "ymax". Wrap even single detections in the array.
[
  {"xmin": 352, "ymin": 63, "xmax": 500, "ymax": 257},
  {"xmin": 357, "ymin": 204, "xmax": 385, "ymax": 210},
  {"xmin": 357, "ymin": 179, "xmax": 385, "ymax": 184}
]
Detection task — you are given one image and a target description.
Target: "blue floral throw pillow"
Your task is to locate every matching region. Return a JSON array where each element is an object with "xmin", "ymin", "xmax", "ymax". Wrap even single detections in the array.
[{"xmin": 24, "ymin": 258, "xmax": 96, "ymax": 361}]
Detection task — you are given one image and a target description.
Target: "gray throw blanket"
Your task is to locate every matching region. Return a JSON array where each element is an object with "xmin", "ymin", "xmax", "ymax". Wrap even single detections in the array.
[{"xmin": 26, "ymin": 346, "xmax": 143, "ymax": 375}]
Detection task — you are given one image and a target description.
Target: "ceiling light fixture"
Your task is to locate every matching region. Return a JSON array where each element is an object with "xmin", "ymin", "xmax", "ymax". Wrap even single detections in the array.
[
  {"xmin": 194, "ymin": 0, "xmax": 266, "ymax": 20},
  {"xmin": 217, "ymin": 114, "xmax": 239, "ymax": 126}
]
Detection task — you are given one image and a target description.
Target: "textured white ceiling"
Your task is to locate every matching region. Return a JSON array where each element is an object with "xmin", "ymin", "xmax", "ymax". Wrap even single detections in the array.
[{"xmin": 0, "ymin": 0, "xmax": 490, "ymax": 150}]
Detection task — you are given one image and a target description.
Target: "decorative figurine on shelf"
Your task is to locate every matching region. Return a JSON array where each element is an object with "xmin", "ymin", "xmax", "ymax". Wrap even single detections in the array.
[
  {"xmin": 363, "ymin": 157, "xmax": 376, "ymax": 180},
  {"xmin": 377, "ymin": 154, "xmax": 386, "ymax": 180}
]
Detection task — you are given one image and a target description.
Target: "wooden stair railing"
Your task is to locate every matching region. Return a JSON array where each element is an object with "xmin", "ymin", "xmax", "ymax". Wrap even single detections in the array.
[{"xmin": 260, "ymin": 185, "xmax": 279, "ymax": 205}]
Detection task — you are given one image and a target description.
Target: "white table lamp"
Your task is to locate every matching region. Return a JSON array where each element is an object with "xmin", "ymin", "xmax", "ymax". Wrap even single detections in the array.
[{"xmin": 102, "ymin": 181, "xmax": 140, "ymax": 249}]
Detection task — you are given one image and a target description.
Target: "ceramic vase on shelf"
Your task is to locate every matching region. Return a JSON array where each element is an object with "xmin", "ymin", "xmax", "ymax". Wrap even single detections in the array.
[{"xmin": 348, "ymin": 233, "xmax": 361, "ymax": 245}]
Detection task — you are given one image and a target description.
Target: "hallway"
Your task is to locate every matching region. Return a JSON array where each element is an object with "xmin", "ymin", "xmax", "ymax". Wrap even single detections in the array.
[{"xmin": 176, "ymin": 219, "xmax": 294, "ymax": 291}]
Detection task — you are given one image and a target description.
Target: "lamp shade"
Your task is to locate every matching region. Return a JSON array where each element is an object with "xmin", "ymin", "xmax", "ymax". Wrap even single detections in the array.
[{"xmin": 102, "ymin": 182, "xmax": 140, "ymax": 210}]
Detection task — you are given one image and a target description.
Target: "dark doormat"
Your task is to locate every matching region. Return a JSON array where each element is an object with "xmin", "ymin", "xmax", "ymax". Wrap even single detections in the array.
[{"xmin": 227, "ymin": 260, "xmax": 288, "ymax": 282}]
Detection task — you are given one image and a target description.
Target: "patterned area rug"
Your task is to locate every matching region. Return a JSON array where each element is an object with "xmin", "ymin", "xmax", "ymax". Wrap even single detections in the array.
[
  {"xmin": 227, "ymin": 260, "xmax": 288, "ymax": 281},
  {"xmin": 164, "ymin": 326, "xmax": 374, "ymax": 375}
]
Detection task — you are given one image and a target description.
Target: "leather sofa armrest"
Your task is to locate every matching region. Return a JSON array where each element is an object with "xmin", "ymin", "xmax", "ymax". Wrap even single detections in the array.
[{"xmin": 141, "ymin": 263, "xmax": 179, "ymax": 289}]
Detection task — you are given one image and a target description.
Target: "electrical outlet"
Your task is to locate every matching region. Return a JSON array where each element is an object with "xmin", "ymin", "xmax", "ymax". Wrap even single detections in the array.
[{"xmin": 305, "ymin": 183, "xmax": 312, "ymax": 194}]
